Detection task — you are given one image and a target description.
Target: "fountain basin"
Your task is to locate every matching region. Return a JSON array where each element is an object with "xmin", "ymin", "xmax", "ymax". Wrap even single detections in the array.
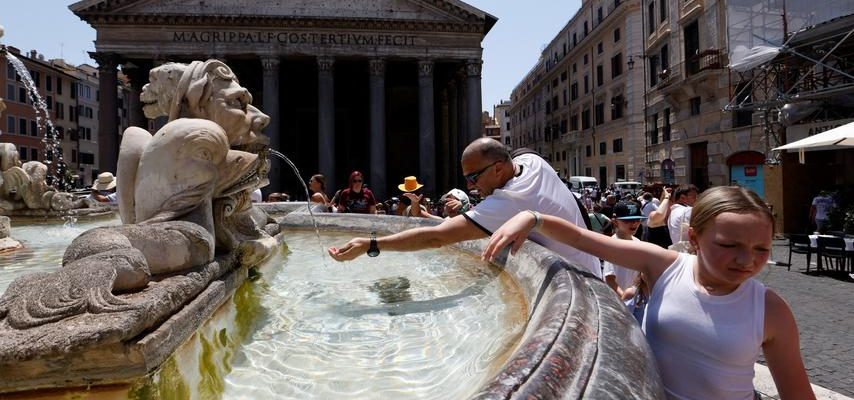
[
  {"xmin": 0, "ymin": 210, "xmax": 664, "ymax": 398},
  {"xmin": 276, "ymin": 212, "xmax": 665, "ymax": 399}
]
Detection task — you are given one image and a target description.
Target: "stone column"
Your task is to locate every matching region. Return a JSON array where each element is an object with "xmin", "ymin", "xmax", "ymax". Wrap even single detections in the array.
[
  {"xmin": 261, "ymin": 57, "xmax": 282, "ymax": 194},
  {"xmin": 439, "ymin": 88, "xmax": 451, "ymax": 191},
  {"xmin": 448, "ymin": 78, "xmax": 461, "ymax": 188},
  {"xmin": 368, "ymin": 58, "xmax": 387, "ymax": 200},
  {"xmin": 91, "ymin": 52, "xmax": 120, "ymax": 174},
  {"xmin": 466, "ymin": 60, "xmax": 483, "ymax": 143},
  {"xmin": 456, "ymin": 70, "xmax": 468, "ymax": 179},
  {"xmin": 317, "ymin": 56, "xmax": 336, "ymax": 192},
  {"xmin": 121, "ymin": 62, "xmax": 149, "ymax": 130},
  {"xmin": 417, "ymin": 60, "xmax": 436, "ymax": 196}
]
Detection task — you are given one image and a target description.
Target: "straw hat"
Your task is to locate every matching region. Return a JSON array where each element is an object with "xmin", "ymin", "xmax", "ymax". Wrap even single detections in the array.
[
  {"xmin": 92, "ymin": 172, "xmax": 117, "ymax": 191},
  {"xmin": 397, "ymin": 176, "xmax": 424, "ymax": 192}
]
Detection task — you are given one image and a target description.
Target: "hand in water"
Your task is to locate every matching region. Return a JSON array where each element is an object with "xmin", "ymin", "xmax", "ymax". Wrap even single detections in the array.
[
  {"xmin": 481, "ymin": 211, "xmax": 537, "ymax": 262},
  {"xmin": 328, "ymin": 237, "xmax": 369, "ymax": 261}
]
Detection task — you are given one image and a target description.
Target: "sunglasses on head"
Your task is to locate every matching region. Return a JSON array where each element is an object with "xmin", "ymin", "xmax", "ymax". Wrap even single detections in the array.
[{"xmin": 464, "ymin": 161, "xmax": 500, "ymax": 185}]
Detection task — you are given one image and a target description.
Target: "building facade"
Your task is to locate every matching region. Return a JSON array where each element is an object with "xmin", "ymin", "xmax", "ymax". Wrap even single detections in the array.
[
  {"xmin": 493, "ymin": 100, "xmax": 511, "ymax": 147},
  {"xmin": 71, "ymin": 0, "xmax": 496, "ymax": 201},
  {"xmin": 642, "ymin": 0, "xmax": 764, "ymax": 192},
  {"xmin": 510, "ymin": 0, "xmax": 646, "ymax": 185}
]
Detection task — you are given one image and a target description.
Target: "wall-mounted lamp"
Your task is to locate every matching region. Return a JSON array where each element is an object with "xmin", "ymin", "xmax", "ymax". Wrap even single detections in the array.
[{"xmin": 627, "ymin": 54, "xmax": 645, "ymax": 70}]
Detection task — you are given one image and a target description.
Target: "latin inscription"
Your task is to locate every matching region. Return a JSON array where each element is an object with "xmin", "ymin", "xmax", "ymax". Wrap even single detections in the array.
[{"xmin": 173, "ymin": 31, "xmax": 417, "ymax": 46}]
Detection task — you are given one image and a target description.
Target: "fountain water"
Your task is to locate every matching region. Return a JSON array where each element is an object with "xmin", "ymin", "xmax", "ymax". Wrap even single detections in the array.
[
  {"xmin": 267, "ymin": 148, "xmax": 329, "ymax": 265},
  {"xmin": 3, "ymin": 53, "xmax": 68, "ymax": 190}
]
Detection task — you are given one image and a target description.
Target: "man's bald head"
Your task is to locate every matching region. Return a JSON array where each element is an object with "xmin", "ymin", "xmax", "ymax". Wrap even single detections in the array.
[{"xmin": 462, "ymin": 138, "xmax": 511, "ymax": 164}]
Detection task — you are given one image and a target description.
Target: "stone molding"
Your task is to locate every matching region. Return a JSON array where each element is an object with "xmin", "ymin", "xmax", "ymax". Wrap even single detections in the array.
[
  {"xmin": 72, "ymin": 0, "xmax": 491, "ymax": 33},
  {"xmin": 369, "ymin": 58, "xmax": 386, "ymax": 76},
  {"xmin": 418, "ymin": 60, "xmax": 434, "ymax": 77},
  {"xmin": 317, "ymin": 56, "xmax": 335, "ymax": 73},
  {"xmin": 77, "ymin": 15, "xmax": 487, "ymax": 34}
]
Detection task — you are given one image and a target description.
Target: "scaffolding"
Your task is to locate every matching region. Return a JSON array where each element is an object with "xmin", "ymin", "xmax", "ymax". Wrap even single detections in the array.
[{"xmin": 724, "ymin": 0, "xmax": 854, "ymax": 162}]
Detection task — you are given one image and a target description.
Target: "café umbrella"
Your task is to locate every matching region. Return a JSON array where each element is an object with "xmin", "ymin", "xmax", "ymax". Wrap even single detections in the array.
[{"xmin": 774, "ymin": 121, "xmax": 854, "ymax": 163}]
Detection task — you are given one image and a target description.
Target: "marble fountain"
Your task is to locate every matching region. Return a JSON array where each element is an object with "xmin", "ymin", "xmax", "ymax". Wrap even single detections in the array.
[{"xmin": 0, "ymin": 56, "xmax": 664, "ymax": 399}]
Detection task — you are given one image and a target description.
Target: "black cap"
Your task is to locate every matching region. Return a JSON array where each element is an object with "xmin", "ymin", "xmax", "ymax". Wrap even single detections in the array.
[{"xmin": 613, "ymin": 201, "xmax": 647, "ymax": 220}]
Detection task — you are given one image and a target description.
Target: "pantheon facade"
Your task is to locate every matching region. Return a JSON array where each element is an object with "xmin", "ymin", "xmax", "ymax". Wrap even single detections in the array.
[{"xmin": 71, "ymin": 0, "xmax": 496, "ymax": 200}]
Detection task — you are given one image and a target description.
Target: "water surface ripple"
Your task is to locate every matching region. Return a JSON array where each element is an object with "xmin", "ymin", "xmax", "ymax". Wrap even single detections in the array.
[{"xmin": 223, "ymin": 230, "xmax": 527, "ymax": 400}]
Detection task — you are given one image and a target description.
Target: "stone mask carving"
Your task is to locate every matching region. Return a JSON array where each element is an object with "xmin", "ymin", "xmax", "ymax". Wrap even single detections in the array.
[{"xmin": 142, "ymin": 60, "xmax": 270, "ymax": 147}]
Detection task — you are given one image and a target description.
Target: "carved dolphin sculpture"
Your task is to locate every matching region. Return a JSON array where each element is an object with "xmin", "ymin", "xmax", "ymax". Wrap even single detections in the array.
[
  {"xmin": 120, "ymin": 118, "xmax": 260, "ymax": 226},
  {"xmin": 0, "ymin": 119, "xmax": 261, "ymax": 330},
  {"xmin": 0, "ymin": 220, "xmax": 215, "ymax": 329}
]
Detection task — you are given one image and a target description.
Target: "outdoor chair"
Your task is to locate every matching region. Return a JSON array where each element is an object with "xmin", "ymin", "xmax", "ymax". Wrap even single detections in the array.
[
  {"xmin": 827, "ymin": 230, "xmax": 845, "ymax": 237},
  {"xmin": 817, "ymin": 236, "xmax": 847, "ymax": 272},
  {"xmin": 787, "ymin": 234, "xmax": 815, "ymax": 272}
]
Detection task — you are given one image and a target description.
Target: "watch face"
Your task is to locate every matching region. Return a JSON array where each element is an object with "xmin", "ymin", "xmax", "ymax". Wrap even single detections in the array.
[{"xmin": 367, "ymin": 234, "xmax": 379, "ymax": 257}]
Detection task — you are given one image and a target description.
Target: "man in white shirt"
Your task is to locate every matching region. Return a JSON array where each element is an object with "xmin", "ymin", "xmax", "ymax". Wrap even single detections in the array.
[
  {"xmin": 328, "ymin": 138, "xmax": 601, "ymax": 278},
  {"xmin": 667, "ymin": 184, "xmax": 698, "ymax": 245},
  {"xmin": 810, "ymin": 191, "xmax": 835, "ymax": 233}
]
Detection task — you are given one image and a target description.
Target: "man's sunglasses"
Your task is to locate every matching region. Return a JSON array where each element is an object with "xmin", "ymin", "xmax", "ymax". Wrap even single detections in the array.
[
  {"xmin": 352, "ymin": 179, "xmax": 363, "ymax": 183},
  {"xmin": 464, "ymin": 161, "xmax": 500, "ymax": 185}
]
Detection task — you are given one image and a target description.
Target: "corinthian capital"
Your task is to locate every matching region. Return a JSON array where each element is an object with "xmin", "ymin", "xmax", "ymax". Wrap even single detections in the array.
[
  {"xmin": 261, "ymin": 57, "xmax": 280, "ymax": 71},
  {"xmin": 369, "ymin": 58, "xmax": 386, "ymax": 76},
  {"xmin": 89, "ymin": 52, "xmax": 120, "ymax": 70},
  {"xmin": 418, "ymin": 60, "xmax": 434, "ymax": 77},
  {"xmin": 466, "ymin": 60, "xmax": 482, "ymax": 77},
  {"xmin": 317, "ymin": 56, "xmax": 335, "ymax": 72}
]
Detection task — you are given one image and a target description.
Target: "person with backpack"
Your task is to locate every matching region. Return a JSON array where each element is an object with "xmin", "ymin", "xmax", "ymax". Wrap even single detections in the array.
[{"xmin": 328, "ymin": 138, "xmax": 600, "ymax": 277}]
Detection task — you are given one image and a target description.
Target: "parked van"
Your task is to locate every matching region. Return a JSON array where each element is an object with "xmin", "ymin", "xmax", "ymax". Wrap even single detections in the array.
[
  {"xmin": 568, "ymin": 176, "xmax": 599, "ymax": 192},
  {"xmin": 612, "ymin": 181, "xmax": 642, "ymax": 196}
]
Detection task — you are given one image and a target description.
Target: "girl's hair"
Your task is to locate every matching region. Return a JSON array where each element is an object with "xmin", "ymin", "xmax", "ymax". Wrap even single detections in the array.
[
  {"xmin": 348, "ymin": 171, "xmax": 363, "ymax": 187},
  {"xmin": 631, "ymin": 272, "xmax": 648, "ymax": 296},
  {"xmin": 311, "ymin": 174, "xmax": 326, "ymax": 192},
  {"xmin": 690, "ymin": 186, "xmax": 774, "ymax": 234}
]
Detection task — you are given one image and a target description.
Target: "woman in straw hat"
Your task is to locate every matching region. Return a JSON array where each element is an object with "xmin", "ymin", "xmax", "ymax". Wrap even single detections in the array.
[{"xmin": 88, "ymin": 172, "xmax": 118, "ymax": 205}]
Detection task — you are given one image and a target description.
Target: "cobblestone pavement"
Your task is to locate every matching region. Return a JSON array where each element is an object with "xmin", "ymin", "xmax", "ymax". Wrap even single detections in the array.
[{"xmin": 754, "ymin": 240, "xmax": 854, "ymax": 398}]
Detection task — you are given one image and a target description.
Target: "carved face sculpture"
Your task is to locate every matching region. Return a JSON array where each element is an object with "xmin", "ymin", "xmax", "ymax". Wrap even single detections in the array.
[
  {"xmin": 197, "ymin": 76, "xmax": 270, "ymax": 147},
  {"xmin": 140, "ymin": 63, "xmax": 187, "ymax": 119}
]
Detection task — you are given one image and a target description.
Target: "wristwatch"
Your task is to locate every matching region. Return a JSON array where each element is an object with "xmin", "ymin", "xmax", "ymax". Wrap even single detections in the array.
[{"xmin": 367, "ymin": 232, "xmax": 380, "ymax": 257}]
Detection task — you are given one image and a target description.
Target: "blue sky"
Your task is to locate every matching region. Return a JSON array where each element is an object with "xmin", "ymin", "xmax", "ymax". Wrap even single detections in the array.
[{"xmin": 2, "ymin": 0, "xmax": 581, "ymax": 113}]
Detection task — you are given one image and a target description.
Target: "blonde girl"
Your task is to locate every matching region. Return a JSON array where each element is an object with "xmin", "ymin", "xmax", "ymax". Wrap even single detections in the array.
[{"xmin": 482, "ymin": 186, "xmax": 814, "ymax": 400}]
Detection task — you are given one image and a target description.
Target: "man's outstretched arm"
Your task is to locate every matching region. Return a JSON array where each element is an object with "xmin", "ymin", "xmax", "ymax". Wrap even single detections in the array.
[{"xmin": 327, "ymin": 215, "xmax": 486, "ymax": 261}]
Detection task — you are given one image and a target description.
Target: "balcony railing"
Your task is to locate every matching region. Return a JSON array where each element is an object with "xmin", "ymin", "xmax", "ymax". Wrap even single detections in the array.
[
  {"xmin": 648, "ymin": 129, "xmax": 659, "ymax": 145},
  {"xmin": 685, "ymin": 49, "xmax": 724, "ymax": 76}
]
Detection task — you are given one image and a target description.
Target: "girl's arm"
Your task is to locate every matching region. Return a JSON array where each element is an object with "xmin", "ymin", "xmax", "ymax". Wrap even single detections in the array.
[
  {"xmin": 482, "ymin": 211, "xmax": 677, "ymax": 280},
  {"xmin": 762, "ymin": 290, "xmax": 816, "ymax": 400}
]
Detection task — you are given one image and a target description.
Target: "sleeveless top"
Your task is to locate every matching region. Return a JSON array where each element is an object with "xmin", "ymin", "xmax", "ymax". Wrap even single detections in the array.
[{"xmin": 643, "ymin": 253, "xmax": 766, "ymax": 400}]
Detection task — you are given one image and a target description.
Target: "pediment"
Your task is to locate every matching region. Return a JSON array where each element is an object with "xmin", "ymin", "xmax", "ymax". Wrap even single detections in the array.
[{"xmin": 71, "ymin": 0, "xmax": 494, "ymax": 26}]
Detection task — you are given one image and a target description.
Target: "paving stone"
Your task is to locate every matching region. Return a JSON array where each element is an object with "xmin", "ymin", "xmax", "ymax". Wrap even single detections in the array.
[{"xmin": 759, "ymin": 241, "xmax": 854, "ymax": 397}]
